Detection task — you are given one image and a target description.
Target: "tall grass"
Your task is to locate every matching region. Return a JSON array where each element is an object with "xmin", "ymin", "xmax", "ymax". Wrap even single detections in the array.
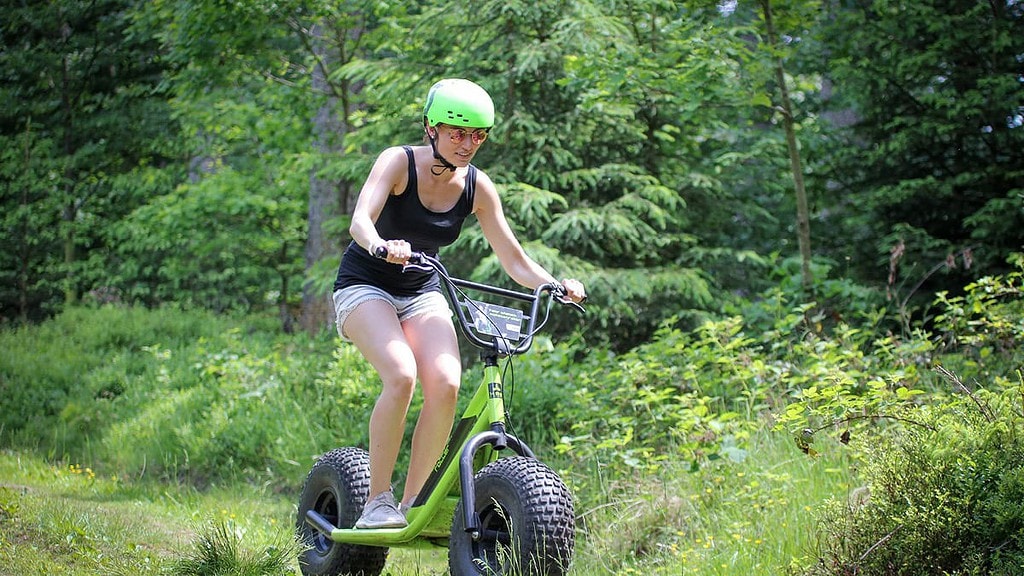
[
  {"xmin": 566, "ymin": 430, "xmax": 853, "ymax": 575},
  {"xmin": 173, "ymin": 519, "xmax": 300, "ymax": 576}
]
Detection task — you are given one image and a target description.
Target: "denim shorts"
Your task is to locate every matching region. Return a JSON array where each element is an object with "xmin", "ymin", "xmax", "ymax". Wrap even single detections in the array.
[{"xmin": 333, "ymin": 285, "xmax": 450, "ymax": 341}]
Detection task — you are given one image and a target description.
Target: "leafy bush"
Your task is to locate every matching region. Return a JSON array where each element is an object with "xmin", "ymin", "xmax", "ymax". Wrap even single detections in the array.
[
  {"xmin": 776, "ymin": 260, "xmax": 1024, "ymax": 456},
  {"xmin": 932, "ymin": 255, "xmax": 1024, "ymax": 379},
  {"xmin": 552, "ymin": 316, "xmax": 767, "ymax": 500},
  {"xmin": 553, "ymin": 291, "xmax": 935, "ymax": 503},
  {"xmin": 494, "ymin": 334, "xmax": 601, "ymax": 450},
  {"xmin": 805, "ymin": 380, "xmax": 1024, "ymax": 576},
  {"xmin": 773, "ymin": 262, "xmax": 1024, "ymax": 575}
]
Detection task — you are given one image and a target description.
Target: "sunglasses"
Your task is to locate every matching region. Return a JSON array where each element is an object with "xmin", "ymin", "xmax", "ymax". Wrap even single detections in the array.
[{"xmin": 441, "ymin": 125, "xmax": 489, "ymax": 145}]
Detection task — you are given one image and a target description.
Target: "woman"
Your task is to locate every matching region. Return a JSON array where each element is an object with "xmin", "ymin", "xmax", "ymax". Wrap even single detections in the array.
[{"xmin": 332, "ymin": 78, "xmax": 587, "ymax": 529}]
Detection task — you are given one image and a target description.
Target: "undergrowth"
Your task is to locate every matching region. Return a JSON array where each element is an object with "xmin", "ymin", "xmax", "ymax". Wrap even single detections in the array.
[
  {"xmin": 804, "ymin": 378, "xmax": 1024, "ymax": 576},
  {"xmin": 0, "ymin": 260, "xmax": 1020, "ymax": 574}
]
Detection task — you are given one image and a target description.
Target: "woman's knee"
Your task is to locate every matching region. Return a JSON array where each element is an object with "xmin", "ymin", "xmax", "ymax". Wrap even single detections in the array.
[
  {"xmin": 421, "ymin": 369, "xmax": 460, "ymax": 405},
  {"xmin": 380, "ymin": 367, "xmax": 417, "ymax": 401}
]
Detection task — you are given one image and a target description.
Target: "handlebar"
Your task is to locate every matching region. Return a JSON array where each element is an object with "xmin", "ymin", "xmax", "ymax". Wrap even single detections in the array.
[{"xmin": 374, "ymin": 247, "xmax": 583, "ymax": 356}]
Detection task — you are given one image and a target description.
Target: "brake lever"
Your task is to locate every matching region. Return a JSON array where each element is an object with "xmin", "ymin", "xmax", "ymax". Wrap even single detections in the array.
[
  {"xmin": 402, "ymin": 261, "xmax": 434, "ymax": 273},
  {"xmin": 552, "ymin": 286, "xmax": 586, "ymax": 313},
  {"xmin": 374, "ymin": 246, "xmax": 434, "ymax": 273},
  {"xmin": 561, "ymin": 298, "xmax": 586, "ymax": 313}
]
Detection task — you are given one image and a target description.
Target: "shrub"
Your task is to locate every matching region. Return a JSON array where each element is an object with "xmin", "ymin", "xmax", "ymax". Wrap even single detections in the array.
[
  {"xmin": 805, "ymin": 379, "xmax": 1024, "ymax": 576},
  {"xmin": 552, "ymin": 316, "xmax": 767, "ymax": 501},
  {"xmin": 932, "ymin": 255, "xmax": 1024, "ymax": 380}
]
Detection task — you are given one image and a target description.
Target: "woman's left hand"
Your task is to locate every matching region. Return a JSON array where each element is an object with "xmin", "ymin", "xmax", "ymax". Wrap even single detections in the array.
[{"xmin": 560, "ymin": 278, "xmax": 587, "ymax": 304}]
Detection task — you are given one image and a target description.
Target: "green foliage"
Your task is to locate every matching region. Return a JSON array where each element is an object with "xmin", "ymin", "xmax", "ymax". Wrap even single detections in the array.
[
  {"xmin": 553, "ymin": 316, "xmax": 767, "ymax": 499},
  {"xmin": 496, "ymin": 335, "xmax": 604, "ymax": 450},
  {"xmin": 776, "ymin": 260, "xmax": 1024, "ymax": 456},
  {"xmin": 933, "ymin": 256, "xmax": 1024, "ymax": 365},
  {"xmin": 817, "ymin": 0, "xmax": 1024, "ymax": 289},
  {"xmin": 0, "ymin": 128, "xmax": 64, "ymax": 322},
  {"xmin": 0, "ymin": 305, "xmax": 379, "ymax": 489},
  {"xmin": 113, "ymin": 8, "xmax": 313, "ymax": 316},
  {"xmin": 770, "ymin": 323, "xmax": 935, "ymax": 455},
  {"xmin": 766, "ymin": 263, "xmax": 1024, "ymax": 575},
  {"xmin": 118, "ymin": 158, "xmax": 307, "ymax": 313},
  {"xmin": 0, "ymin": 305, "xmax": 216, "ymax": 448},
  {"xmin": 0, "ymin": 0, "xmax": 178, "ymax": 318},
  {"xmin": 805, "ymin": 381, "xmax": 1024, "ymax": 576}
]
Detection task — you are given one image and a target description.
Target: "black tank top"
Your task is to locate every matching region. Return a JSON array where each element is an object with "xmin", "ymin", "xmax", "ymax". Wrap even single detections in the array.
[{"xmin": 333, "ymin": 146, "xmax": 477, "ymax": 297}]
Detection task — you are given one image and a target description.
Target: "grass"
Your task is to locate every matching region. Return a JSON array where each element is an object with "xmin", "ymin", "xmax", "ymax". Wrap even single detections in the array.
[
  {"xmin": 0, "ymin": 450, "xmax": 299, "ymax": 575},
  {"xmin": 0, "ymin": 428, "xmax": 854, "ymax": 576},
  {"xmin": 570, "ymin": 430, "xmax": 854, "ymax": 576},
  {"xmin": 0, "ymin": 449, "xmax": 453, "ymax": 575}
]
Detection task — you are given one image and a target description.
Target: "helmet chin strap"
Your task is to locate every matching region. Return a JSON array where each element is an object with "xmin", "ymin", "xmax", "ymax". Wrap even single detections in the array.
[{"xmin": 427, "ymin": 129, "xmax": 458, "ymax": 176}]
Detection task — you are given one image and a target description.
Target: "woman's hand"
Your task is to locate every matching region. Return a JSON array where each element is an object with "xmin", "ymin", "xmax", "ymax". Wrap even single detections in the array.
[
  {"xmin": 560, "ymin": 278, "xmax": 587, "ymax": 304},
  {"xmin": 371, "ymin": 239, "xmax": 413, "ymax": 264}
]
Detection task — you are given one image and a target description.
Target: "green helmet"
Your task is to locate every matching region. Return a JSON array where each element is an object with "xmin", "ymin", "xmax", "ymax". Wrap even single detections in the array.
[{"xmin": 423, "ymin": 79, "xmax": 495, "ymax": 129}]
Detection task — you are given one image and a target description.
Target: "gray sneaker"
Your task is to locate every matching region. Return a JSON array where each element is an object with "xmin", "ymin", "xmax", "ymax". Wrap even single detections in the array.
[
  {"xmin": 398, "ymin": 493, "xmax": 417, "ymax": 516},
  {"xmin": 355, "ymin": 491, "xmax": 407, "ymax": 529}
]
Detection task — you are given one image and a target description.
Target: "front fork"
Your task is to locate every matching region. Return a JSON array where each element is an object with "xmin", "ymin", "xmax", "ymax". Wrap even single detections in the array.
[
  {"xmin": 458, "ymin": 356, "xmax": 535, "ymax": 538},
  {"xmin": 458, "ymin": 422, "xmax": 535, "ymax": 538}
]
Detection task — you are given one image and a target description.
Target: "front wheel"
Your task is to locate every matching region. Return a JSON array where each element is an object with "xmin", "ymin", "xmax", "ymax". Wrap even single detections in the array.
[
  {"xmin": 449, "ymin": 456, "xmax": 575, "ymax": 576},
  {"xmin": 296, "ymin": 447, "xmax": 388, "ymax": 576}
]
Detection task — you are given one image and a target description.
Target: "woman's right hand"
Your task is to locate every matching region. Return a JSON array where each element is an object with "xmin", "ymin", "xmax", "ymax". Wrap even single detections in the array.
[{"xmin": 371, "ymin": 239, "xmax": 412, "ymax": 264}]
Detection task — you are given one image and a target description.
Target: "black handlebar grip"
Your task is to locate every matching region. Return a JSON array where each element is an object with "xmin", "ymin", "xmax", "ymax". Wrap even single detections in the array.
[{"xmin": 373, "ymin": 245, "xmax": 388, "ymax": 259}]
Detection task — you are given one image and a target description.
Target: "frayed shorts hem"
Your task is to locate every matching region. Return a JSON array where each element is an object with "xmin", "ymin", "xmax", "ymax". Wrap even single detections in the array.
[{"xmin": 332, "ymin": 285, "xmax": 449, "ymax": 341}]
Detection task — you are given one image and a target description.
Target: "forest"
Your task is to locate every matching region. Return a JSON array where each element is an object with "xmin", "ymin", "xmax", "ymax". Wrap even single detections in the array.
[
  {"xmin": 1, "ymin": 1, "xmax": 1023, "ymax": 575},
  {"xmin": 2, "ymin": 0, "xmax": 1021, "ymax": 338}
]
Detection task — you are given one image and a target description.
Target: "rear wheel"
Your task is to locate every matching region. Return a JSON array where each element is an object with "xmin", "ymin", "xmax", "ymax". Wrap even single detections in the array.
[
  {"xmin": 449, "ymin": 457, "xmax": 575, "ymax": 576},
  {"xmin": 296, "ymin": 447, "xmax": 388, "ymax": 576}
]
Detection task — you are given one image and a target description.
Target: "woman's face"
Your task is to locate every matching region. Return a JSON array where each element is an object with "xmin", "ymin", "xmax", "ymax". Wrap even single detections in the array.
[{"xmin": 431, "ymin": 123, "xmax": 489, "ymax": 166}]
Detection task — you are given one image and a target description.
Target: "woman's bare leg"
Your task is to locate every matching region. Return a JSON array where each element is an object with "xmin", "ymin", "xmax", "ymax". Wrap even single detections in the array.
[
  {"xmin": 345, "ymin": 299, "xmax": 418, "ymax": 499},
  {"xmin": 400, "ymin": 311, "xmax": 461, "ymax": 506}
]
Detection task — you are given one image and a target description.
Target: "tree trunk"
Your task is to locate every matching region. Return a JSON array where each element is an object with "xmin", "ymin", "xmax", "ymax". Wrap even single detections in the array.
[
  {"xmin": 62, "ymin": 200, "xmax": 77, "ymax": 305},
  {"xmin": 61, "ymin": 42, "xmax": 78, "ymax": 306},
  {"xmin": 300, "ymin": 22, "xmax": 346, "ymax": 334},
  {"xmin": 760, "ymin": 0, "xmax": 814, "ymax": 289}
]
